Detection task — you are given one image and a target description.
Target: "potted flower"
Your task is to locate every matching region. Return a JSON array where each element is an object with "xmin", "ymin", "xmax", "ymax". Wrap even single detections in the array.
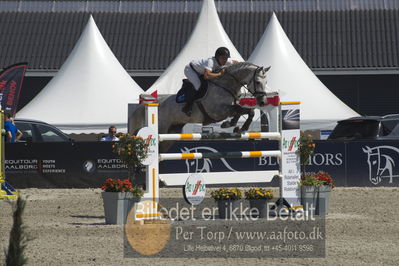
[
  {"xmin": 299, "ymin": 172, "xmax": 334, "ymax": 215},
  {"xmin": 101, "ymin": 178, "xmax": 144, "ymax": 224},
  {"xmin": 314, "ymin": 171, "xmax": 334, "ymax": 215},
  {"xmin": 210, "ymin": 188, "xmax": 242, "ymax": 219},
  {"xmin": 299, "ymin": 175, "xmax": 323, "ymax": 214},
  {"xmin": 101, "ymin": 134, "xmax": 148, "ymax": 225},
  {"xmin": 245, "ymin": 188, "xmax": 274, "ymax": 218}
]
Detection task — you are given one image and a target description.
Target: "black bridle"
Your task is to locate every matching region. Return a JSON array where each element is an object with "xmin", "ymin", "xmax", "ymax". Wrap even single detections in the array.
[
  {"xmin": 207, "ymin": 66, "xmax": 267, "ymax": 103},
  {"xmin": 225, "ymin": 66, "xmax": 267, "ymax": 99}
]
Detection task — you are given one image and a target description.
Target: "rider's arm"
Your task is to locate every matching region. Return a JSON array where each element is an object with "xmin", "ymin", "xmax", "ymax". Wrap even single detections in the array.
[{"xmin": 204, "ymin": 68, "xmax": 224, "ymax": 80}]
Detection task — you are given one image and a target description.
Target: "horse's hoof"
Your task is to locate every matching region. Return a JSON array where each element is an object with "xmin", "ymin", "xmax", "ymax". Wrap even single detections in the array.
[
  {"xmin": 221, "ymin": 121, "xmax": 230, "ymax": 128},
  {"xmin": 233, "ymin": 127, "xmax": 241, "ymax": 133}
]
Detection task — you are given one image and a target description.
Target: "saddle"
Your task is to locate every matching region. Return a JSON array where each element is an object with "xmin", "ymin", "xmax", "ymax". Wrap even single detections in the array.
[{"xmin": 176, "ymin": 78, "xmax": 208, "ymax": 103}]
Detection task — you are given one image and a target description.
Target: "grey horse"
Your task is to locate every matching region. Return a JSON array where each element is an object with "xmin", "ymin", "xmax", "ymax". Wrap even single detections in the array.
[{"xmin": 129, "ymin": 62, "xmax": 274, "ymax": 150}]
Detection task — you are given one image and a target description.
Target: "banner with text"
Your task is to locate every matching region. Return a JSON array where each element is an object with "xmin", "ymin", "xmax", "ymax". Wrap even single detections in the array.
[{"xmin": 0, "ymin": 63, "xmax": 27, "ymax": 116}]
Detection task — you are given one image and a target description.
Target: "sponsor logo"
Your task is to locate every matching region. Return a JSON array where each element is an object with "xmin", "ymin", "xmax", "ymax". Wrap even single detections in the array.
[
  {"xmin": 184, "ymin": 174, "xmax": 206, "ymax": 205},
  {"xmin": 362, "ymin": 145, "xmax": 399, "ymax": 185},
  {"xmin": 145, "ymin": 134, "xmax": 157, "ymax": 147},
  {"xmin": 282, "ymin": 137, "xmax": 299, "ymax": 150},
  {"xmin": 83, "ymin": 160, "xmax": 96, "ymax": 173}
]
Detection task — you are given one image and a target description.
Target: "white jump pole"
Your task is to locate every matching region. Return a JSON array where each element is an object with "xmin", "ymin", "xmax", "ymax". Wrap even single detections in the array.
[{"xmin": 159, "ymin": 132, "xmax": 281, "ymax": 141}]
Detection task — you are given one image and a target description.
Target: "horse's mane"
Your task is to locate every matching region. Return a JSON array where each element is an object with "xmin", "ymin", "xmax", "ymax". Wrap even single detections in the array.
[{"xmin": 224, "ymin": 61, "xmax": 259, "ymax": 73}]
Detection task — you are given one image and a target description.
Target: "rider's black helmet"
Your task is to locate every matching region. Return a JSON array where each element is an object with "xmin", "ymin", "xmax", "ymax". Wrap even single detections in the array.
[{"xmin": 215, "ymin": 47, "xmax": 230, "ymax": 58}]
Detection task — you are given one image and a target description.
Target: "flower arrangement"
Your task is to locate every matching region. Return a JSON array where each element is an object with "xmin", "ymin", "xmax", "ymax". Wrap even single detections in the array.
[
  {"xmin": 245, "ymin": 188, "xmax": 274, "ymax": 200},
  {"xmin": 314, "ymin": 171, "xmax": 334, "ymax": 187},
  {"xmin": 101, "ymin": 178, "xmax": 144, "ymax": 198},
  {"xmin": 210, "ymin": 188, "xmax": 242, "ymax": 200},
  {"xmin": 112, "ymin": 134, "xmax": 148, "ymax": 170},
  {"xmin": 299, "ymin": 171, "xmax": 334, "ymax": 188}
]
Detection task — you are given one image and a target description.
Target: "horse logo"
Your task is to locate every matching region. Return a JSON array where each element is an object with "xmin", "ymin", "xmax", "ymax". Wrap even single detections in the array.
[
  {"xmin": 362, "ymin": 145, "xmax": 399, "ymax": 185},
  {"xmin": 83, "ymin": 160, "xmax": 96, "ymax": 173},
  {"xmin": 181, "ymin": 146, "xmax": 237, "ymax": 173}
]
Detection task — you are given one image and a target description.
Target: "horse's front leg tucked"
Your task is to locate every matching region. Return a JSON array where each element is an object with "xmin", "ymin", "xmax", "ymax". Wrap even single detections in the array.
[
  {"xmin": 220, "ymin": 114, "xmax": 240, "ymax": 129},
  {"xmin": 238, "ymin": 108, "xmax": 255, "ymax": 132},
  {"xmin": 220, "ymin": 105, "xmax": 255, "ymax": 133},
  {"xmin": 220, "ymin": 104, "xmax": 243, "ymax": 129}
]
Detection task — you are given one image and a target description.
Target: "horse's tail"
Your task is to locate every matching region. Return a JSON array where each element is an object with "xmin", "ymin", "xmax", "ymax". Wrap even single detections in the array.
[{"xmin": 128, "ymin": 104, "xmax": 146, "ymax": 135}]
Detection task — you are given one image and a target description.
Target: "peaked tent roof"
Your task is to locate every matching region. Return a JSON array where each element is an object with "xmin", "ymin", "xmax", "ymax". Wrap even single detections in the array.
[
  {"xmin": 147, "ymin": 0, "xmax": 244, "ymax": 95},
  {"xmin": 248, "ymin": 13, "xmax": 359, "ymax": 130},
  {"xmin": 16, "ymin": 16, "xmax": 144, "ymax": 134}
]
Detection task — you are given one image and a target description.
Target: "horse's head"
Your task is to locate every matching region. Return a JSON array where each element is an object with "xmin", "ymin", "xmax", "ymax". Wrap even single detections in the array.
[
  {"xmin": 219, "ymin": 62, "xmax": 273, "ymax": 107},
  {"xmin": 248, "ymin": 66, "xmax": 271, "ymax": 107}
]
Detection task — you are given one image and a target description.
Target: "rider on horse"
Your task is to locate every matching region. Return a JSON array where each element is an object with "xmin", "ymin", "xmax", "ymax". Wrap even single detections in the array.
[{"xmin": 182, "ymin": 47, "xmax": 238, "ymax": 116}]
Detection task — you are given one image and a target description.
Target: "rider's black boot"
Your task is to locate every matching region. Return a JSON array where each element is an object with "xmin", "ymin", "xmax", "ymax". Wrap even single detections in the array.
[
  {"xmin": 182, "ymin": 86, "xmax": 197, "ymax": 116},
  {"xmin": 182, "ymin": 102, "xmax": 193, "ymax": 116}
]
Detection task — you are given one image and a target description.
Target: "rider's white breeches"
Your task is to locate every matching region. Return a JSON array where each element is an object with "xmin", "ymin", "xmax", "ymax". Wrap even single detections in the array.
[{"xmin": 184, "ymin": 65, "xmax": 201, "ymax": 90}]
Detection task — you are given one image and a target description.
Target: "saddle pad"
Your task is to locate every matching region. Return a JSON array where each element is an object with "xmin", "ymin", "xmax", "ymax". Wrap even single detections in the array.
[{"xmin": 176, "ymin": 87, "xmax": 186, "ymax": 103}]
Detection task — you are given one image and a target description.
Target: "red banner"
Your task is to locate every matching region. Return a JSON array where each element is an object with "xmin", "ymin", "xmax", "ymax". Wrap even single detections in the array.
[{"xmin": 0, "ymin": 63, "xmax": 28, "ymax": 116}]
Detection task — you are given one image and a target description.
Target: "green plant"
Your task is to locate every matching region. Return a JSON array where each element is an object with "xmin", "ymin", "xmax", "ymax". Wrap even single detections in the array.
[
  {"xmin": 297, "ymin": 132, "xmax": 316, "ymax": 177},
  {"xmin": 112, "ymin": 134, "xmax": 148, "ymax": 169},
  {"xmin": 244, "ymin": 188, "xmax": 274, "ymax": 199},
  {"xmin": 298, "ymin": 132, "xmax": 316, "ymax": 165},
  {"xmin": 101, "ymin": 178, "xmax": 144, "ymax": 198},
  {"xmin": 210, "ymin": 188, "xmax": 242, "ymax": 200}
]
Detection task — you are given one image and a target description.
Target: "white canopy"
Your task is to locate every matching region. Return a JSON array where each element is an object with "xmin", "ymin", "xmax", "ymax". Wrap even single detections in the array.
[
  {"xmin": 248, "ymin": 13, "xmax": 359, "ymax": 130},
  {"xmin": 147, "ymin": 0, "xmax": 244, "ymax": 95},
  {"xmin": 17, "ymin": 16, "xmax": 144, "ymax": 134}
]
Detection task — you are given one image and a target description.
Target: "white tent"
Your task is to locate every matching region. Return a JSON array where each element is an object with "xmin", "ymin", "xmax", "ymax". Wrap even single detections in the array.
[
  {"xmin": 248, "ymin": 13, "xmax": 359, "ymax": 130},
  {"xmin": 16, "ymin": 16, "xmax": 144, "ymax": 134},
  {"xmin": 147, "ymin": 0, "xmax": 244, "ymax": 95}
]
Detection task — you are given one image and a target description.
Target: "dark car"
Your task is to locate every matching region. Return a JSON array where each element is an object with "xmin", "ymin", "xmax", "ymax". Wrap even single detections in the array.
[
  {"xmin": 14, "ymin": 118, "xmax": 73, "ymax": 142},
  {"xmin": 328, "ymin": 114, "xmax": 399, "ymax": 140}
]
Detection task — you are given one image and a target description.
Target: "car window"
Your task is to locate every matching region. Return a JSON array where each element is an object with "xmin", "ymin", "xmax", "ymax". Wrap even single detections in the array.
[
  {"xmin": 381, "ymin": 120, "xmax": 399, "ymax": 136},
  {"xmin": 14, "ymin": 122, "xmax": 34, "ymax": 142},
  {"xmin": 328, "ymin": 120, "xmax": 380, "ymax": 140},
  {"xmin": 387, "ymin": 123, "xmax": 399, "ymax": 137},
  {"xmin": 36, "ymin": 124, "xmax": 68, "ymax": 142}
]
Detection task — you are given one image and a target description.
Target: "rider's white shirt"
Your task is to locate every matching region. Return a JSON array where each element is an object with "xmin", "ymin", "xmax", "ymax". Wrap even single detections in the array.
[{"xmin": 190, "ymin": 57, "xmax": 233, "ymax": 74}]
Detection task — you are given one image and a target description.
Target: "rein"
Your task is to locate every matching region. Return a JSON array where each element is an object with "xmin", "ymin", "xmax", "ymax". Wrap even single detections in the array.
[
  {"xmin": 224, "ymin": 66, "xmax": 267, "ymax": 98},
  {"xmin": 207, "ymin": 78, "xmax": 239, "ymax": 102},
  {"xmin": 208, "ymin": 65, "xmax": 266, "ymax": 102}
]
